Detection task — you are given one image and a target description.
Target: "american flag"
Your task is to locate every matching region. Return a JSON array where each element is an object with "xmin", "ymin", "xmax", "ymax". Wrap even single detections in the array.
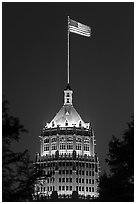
[{"xmin": 69, "ymin": 18, "xmax": 91, "ymax": 37}]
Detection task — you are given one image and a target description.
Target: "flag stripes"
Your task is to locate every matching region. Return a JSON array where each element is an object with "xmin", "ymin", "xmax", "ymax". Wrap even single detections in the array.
[{"xmin": 69, "ymin": 18, "xmax": 91, "ymax": 37}]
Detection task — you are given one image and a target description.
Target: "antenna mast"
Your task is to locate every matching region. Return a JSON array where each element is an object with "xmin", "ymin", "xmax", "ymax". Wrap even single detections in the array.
[{"xmin": 67, "ymin": 16, "xmax": 70, "ymax": 84}]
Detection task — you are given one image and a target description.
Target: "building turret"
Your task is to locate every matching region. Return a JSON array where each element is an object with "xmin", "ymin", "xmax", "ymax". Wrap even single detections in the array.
[{"xmin": 33, "ymin": 84, "xmax": 100, "ymax": 200}]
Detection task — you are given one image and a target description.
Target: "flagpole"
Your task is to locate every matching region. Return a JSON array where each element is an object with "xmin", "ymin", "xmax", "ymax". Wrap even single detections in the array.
[{"xmin": 67, "ymin": 16, "xmax": 70, "ymax": 84}]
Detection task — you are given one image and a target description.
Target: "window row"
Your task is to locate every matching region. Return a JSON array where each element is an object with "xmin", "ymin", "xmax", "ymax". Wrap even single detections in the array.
[
  {"xmin": 76, "ymin": 186, "xmax": 94, "ymax": 192},
  {"xmin": 44, "ymin": 145, "xmax": 90, "ymax": 151},
  {"xmin": 44, "ymin": 138, "xmax": 90, "ymax": 144},
  {"xmin": 76, "ymin": 178, "xmax": 94, "ymax": 184},
  {"xmin": 76, "ymin": 162, "xmax": 95, "ymax": 168},
  {"xmin": 38, "ymin": 186, "xmax": 55, "ymax": 192},
  {"xmin": 52, "ymin": 121, "xmax": 83, "ymax": 127},
  {"xmin": 38, "ymin": 185, "xmax": 94, "ymax": 193},
  {"xmin": 39, "ymin": 162, "xmax": 96, "ymax": 169},
  {"xmin": 59, "ymin": 170, "xmax": 72, "ymax": 174},
  {"xmin": 59, "ymin": 178, "xmax": 72, "ymax": 183},
  {"xmin": 58, "ymin": 162, "xmax": 95, "ymax": 168},
  {"xmin": 59, "ymin": 186, "xmax": 72, "ymax": 191},
  {"xmin": 44, "ymin": 144, "xmax": 90, "ymax": 151},
  {"xmin": 59, "ymin": 162, "xmax": 73, "ymax": 166},
  {"xmin": 76, "ymin": 170, "xmax": 95, "ymax": 176},
  {"xmin": 47, "ymin": 177, "xmax": 54, "ymax": 183}
]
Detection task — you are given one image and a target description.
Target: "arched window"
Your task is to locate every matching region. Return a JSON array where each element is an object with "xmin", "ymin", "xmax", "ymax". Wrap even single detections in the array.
[
  {"xmin": 52, "ymin": 121, "xmax": 55, "ymax": 127},
  {"xmin": 79, "ymin": 121, "xmax": 82, "ymax": 127},
  {"xmin": 67, "ymin": 98, "xmax": 69, "ymax": 103},
  {"xmin": 65, "ymin": 120, "xmax": 68, "ymax": 126}
]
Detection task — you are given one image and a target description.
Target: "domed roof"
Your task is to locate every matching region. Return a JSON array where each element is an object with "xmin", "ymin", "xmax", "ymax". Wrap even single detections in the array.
[
  {"xmin": 51, "ymin": 104, "xmax": 86, "ymax": 127},
  {"xmin": 45, "ymin": 85, "xmax": 90, "ymax": 129}
]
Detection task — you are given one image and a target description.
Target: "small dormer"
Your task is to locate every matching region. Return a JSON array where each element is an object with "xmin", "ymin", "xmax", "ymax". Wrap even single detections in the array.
[{"xmin": 64, "ymin": 84, "xmax": 73, "ymax": 105}]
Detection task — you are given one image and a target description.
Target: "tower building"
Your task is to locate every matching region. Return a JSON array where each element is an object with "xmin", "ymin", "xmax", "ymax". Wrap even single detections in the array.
[{"xmin": 34, "ymin": 84, "xmax": 100, "ymax": 200}]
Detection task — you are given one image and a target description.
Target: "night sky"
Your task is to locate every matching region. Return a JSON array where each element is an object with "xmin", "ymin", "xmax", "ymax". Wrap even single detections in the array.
[{"xmin": 3, "ymin": 2, "xmax": 134, "ymax": 173}]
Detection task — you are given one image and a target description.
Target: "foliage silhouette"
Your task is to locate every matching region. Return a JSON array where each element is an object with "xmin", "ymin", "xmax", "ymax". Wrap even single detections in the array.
[
  {"xmin": 2, "ymin": 96, "xmax": 34, "ymax": 201},
  {"xmin": 98, "ymin": 116, "xmax": 134, "ymax": 201}
]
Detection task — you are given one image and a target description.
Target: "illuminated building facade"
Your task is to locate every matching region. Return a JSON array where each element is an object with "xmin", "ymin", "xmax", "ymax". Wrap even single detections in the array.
[{"xmin": 34, "ymin": 84, "xmax": 100, "ymax": 200}]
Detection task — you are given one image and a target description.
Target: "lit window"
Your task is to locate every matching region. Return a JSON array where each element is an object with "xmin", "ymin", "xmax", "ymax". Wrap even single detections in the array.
[
  {"xmin": 44, "ymin": 138, "xmax": 49, "ymax": 143},
  {"xmin": 60, "ymin": 144, "xmax": 65, "ymax": 150},
  {"xmin": 76, "ymin": 143, "xmax": 82, "ymax": 150},
  {"xmin": 51, "ymin": 137, "xmax": 57, "ymax": 143},
  {"xmin": 84, "ymin": 144, "xmax": 90, "ymax": 151},
  {"xmin": 52, "ymin": 144, "xmax": 57, "ymax": 150},
  {"xmin": 44, "ymin": 145, "xmax": 49, "ymax": 151},
  {"xmin": 67, "ymin": 144, "xmax": 73, "ymax": 149}
]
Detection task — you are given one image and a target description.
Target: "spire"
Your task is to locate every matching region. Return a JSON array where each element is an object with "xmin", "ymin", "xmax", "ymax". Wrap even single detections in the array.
[{"xmin": 64, "ymin": 84, "xmax": 73, "ymax": 105}]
